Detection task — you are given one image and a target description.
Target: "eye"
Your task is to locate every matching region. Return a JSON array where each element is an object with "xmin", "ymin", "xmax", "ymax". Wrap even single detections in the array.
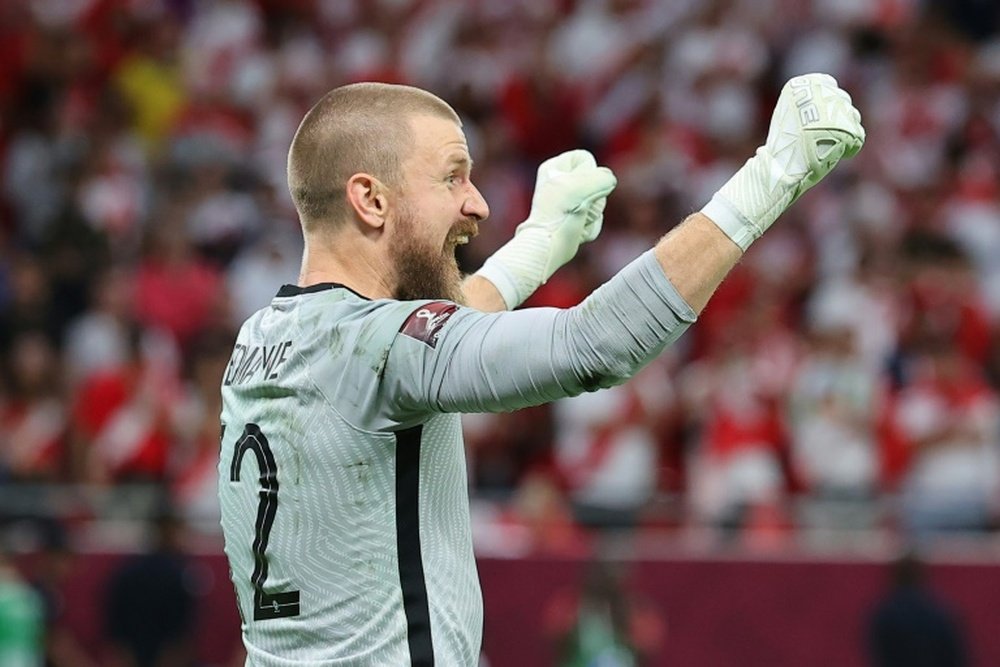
[{"xmin": 446, "ymin": 173, "xmax": 461, "ymax": 186}]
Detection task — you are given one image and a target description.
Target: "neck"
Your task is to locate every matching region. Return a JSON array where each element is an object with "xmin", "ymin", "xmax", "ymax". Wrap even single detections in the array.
[{"xmin": 298, "ymin": 231, "xmax": 395, "ymax": 300}]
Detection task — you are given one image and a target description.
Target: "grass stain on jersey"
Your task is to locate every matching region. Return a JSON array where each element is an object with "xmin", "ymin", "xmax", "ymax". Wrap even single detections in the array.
[
  {"xmin": 374, "ymin": 348, "xmax": 391, "ymax": 380},
  {"xmin": 346, "ymin": 460, "xmax": 370, "ymax": 483},
  {"xmin": 251, "ymin": 385, "xmax": 296, "ymax": 400}
]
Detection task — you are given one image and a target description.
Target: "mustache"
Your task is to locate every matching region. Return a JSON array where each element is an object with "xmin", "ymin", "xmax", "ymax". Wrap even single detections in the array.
[{"xmin": 447, "ymin": 219, "xmax": 479, "ymax": 242}]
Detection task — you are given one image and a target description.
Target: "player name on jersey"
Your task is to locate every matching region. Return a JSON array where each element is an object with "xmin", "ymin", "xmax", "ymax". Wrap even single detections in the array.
[{"xmin": 224, "ymin": 341, "xmax": 293, "ymax": 386}]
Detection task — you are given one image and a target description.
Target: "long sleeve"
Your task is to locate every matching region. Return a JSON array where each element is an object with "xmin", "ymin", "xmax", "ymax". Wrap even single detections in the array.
[{"xmin": 381, "ymin": 251, "xmax": 696, "ymax": 424}]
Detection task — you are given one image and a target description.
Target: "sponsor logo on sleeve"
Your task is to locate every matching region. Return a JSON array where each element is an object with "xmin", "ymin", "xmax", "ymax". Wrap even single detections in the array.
[{"xmin": 400, "ymin": 302, "xmax": 458, "ymax": 348}]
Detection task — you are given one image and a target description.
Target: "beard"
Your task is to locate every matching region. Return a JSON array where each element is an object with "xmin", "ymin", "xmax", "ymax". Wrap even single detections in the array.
[{"xmin": 390, "ymin": 207, "xmax": 474, "ymax": 304}]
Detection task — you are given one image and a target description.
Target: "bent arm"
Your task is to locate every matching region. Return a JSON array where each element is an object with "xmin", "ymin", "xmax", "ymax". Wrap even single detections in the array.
[
  {"xmin": 385, "ymin": 211, "xmax": 739, "ymax": 420},
  {"xmin": 385, "ymin": 242, "xmax": 699, "ymax": 418},
  {"xmin": 386, "ymin": 71, "xmax": 864, "ymax": 421},
  {"xmin": 654, "ymin": 212, "xmax": 743, "ymax": 313},
  {"xmin": 461, "ymin": 273, "xmax": 508, "ymax": 312},
  {"xmin": 461, "ymin": 209, "xmax": 740, "ymax": 314}
]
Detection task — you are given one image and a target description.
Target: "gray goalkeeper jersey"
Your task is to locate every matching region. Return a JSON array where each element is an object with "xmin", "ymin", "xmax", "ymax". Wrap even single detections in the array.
[{"xmin": 219, "ymin": 252, "xmax": 696, "ymax": 666}]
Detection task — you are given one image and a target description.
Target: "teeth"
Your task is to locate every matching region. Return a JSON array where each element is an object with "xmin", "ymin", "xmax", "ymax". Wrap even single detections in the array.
[{"xmin": 456, "ymin": 235, "xmax": 469, "ymax": 245}]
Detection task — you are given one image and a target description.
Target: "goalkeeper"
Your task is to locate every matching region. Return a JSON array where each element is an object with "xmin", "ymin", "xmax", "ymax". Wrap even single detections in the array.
[{"xmin": 219, "ymin": 74, "xmax": 864, "ymax": 666}]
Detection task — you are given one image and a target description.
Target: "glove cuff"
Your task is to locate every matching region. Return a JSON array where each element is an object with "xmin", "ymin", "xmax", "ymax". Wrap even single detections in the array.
[
  {"xmin": 474, "ymin": 256, "xmax": 521, "ymax": 310},
  {"xmin": 473, "ymin": 223, "xmax": 556, "ymax": 310},
  {"xmin": 701, "ymin": 194, "xmax": 757, "ymax": 252},
  {"xmin": 701, "ymin": 150, "xmax": 801, "ymax": 251}
]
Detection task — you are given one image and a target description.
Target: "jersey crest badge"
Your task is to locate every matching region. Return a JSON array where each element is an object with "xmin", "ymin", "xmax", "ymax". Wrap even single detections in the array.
[{"xmin": 400, "ymin": 302, "xmax": 458, "ymax": 348}]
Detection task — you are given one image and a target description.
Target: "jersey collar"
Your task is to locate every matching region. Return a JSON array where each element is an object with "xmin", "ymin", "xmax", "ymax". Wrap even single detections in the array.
[{"xmin": 275, "ymin": 283, "xmax": 372, "ymax": 300}]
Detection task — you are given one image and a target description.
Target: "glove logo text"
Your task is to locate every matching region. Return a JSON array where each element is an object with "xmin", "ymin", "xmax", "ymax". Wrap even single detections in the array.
[{"xmin": 790, "ymin": 78, "xmax": 820, "ymax": 126}]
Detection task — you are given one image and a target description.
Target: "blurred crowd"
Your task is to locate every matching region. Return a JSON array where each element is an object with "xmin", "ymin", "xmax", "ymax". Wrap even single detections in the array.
[{"xmin": 2, "ymin": 0, "xmax": 1000, "ymax": 554}]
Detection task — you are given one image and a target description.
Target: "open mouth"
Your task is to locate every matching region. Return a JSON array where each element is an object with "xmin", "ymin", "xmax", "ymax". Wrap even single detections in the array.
[{"xmin": 446, "ymin": 225, "xmax": 478, "ymax": 248}]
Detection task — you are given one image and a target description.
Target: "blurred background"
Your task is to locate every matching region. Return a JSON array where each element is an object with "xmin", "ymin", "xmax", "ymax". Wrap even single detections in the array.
[{"xmin": 1, "ymin": 0, "xmax": 1000, "ymax": 665}]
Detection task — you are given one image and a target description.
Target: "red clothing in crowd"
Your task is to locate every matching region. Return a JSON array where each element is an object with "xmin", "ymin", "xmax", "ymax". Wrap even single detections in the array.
[
  {"xmin": 71, "ymin": 367, "xmax": 175, "ymax": 480},
  {"xmin": 134, "ymin": 258, "xmax": 222, "ymax": 346},
  {"xmin": 499, "ymin": 74, "xmax": 582, "ymax": 162},
  {"xmin": 0, "ymin": 398, "xmax": 66, "ymax": 479}
]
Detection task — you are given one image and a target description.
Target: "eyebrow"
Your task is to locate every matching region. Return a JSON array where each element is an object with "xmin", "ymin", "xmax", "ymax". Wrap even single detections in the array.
[{"xmin": 446, "ymin": 155, "xmax": 473, "ymax": 171}]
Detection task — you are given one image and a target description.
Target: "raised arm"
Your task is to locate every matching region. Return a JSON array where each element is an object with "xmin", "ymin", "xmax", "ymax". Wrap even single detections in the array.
[
  {"xmin": 385, "ymin": 73, "xmax": 864, "ymax": 420},
  {"xmin": 661, "ymin": 73, "xmax": 864, "ymax": 309}
]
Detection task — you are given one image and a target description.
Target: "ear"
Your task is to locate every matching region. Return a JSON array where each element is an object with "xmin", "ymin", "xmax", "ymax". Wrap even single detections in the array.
[{"xmin": 346, "ymin": 173, "xmax": 391, "ymax": 230}]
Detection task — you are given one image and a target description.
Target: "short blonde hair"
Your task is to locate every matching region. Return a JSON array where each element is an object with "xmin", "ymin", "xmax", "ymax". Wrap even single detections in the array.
[{"xmin": 287, "ymin": 82, "xmax": 460, "ymax": 231}]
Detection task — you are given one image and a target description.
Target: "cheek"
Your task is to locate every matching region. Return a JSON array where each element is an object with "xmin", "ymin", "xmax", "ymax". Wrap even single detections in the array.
[{"xmin": 403, "ymin": 194, "xmax": 457, "ymax": 247}]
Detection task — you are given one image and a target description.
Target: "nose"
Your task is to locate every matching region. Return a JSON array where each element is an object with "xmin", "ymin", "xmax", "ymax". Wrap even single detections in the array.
[{"xmin": 462, "ymin": 181, "xmax": 490, "ymax": 222}]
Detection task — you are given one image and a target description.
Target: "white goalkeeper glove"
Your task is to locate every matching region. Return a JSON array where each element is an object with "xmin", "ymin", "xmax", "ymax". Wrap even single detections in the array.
[
  {"xmin": 476, "ymin": 150, "xmax": 617, "ymax": 309},
  {"xmin": 702, "ymin": 73, "xmax": 865, "ymax": 251}
]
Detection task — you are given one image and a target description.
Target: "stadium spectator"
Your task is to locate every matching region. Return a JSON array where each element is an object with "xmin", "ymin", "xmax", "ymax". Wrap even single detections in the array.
[
  {"xmin": 169, "ymin": 333, "xmax": 233, "ymax": 532},
  {"xmin": 62, "ymin": 265, "xmax": 134, "ymax": 386},
  {"xmin": 133, "ymin": 223, "xmax": 224, "ymax": 349},
  {"xmin": 226, "ymin": 230, "xmax": 302, "ymax": 327},
  {"xmin": 0, "ymin": 255, "xmax": 60, "ymax": 351},
  {"xmin": 104, "ymin": 505, "xmax": 198, "ymax": 667},
  {"xmin": 69, "ymin": 326, "xmax": 180, "ymax": 484},
  {"xmin": 0, "ymin": 542, "xmax": 44, "ymax": 667},
  {"xmin": 471, "ymin": 469, "xmax": 591, "ymax": 558},
  {"xmin": 545, "ymin": 558, "xmax": 665, "ymax": 667},
  {"xmin": 867, "ymin": 552, "xmax": 967, "ymax": 667},
  {"xmin": 553, "ymin": 362, "xmax": 676, "ymax": 529},
  {"xmin": 681, "ymin": 297, "xmax": 797, "ymax": 538},
  {"xmin": 0, "ymin": 331, "xmax": 67, "ymax": 482},
  {"xmin": 26, "ymin": 520, "xmax": 100, "ymax": 667},
  {"xmin": 892, "ymin": 337, "xmax": 1000, "ymax": 537},
  {"xmin": 787, "ymin": 291, "xmax": 885, "ymax": 530},
  {"xmin": 112, "ymin": 14, "xmax": 186, "ymax": 151}
]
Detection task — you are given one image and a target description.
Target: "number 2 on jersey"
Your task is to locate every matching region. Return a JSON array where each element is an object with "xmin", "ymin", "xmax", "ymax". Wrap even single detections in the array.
[{"xmin": 228, "ymin": 423, "xmax": 301, "ymax": 620}]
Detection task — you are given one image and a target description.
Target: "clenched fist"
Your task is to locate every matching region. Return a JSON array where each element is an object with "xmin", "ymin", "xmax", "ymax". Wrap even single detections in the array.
[
  {"xmin": 702, "ymin": 73, "xmax": 865, "ymax": 251},
  {"xmin": 476, "ymin": 150, "xmax": 617, "ymax": 309}
]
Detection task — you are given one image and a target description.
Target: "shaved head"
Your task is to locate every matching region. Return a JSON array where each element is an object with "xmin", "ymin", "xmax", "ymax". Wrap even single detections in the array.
[{"xmin": 287, "ymin": 82, "xmax": 461, "ymax": 231}]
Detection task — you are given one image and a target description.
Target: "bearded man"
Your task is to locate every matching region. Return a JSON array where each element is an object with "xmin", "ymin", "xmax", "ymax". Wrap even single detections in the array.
[{"xmin": 219, "ymin": 77, "xmax": 864, "ymax": 666}]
